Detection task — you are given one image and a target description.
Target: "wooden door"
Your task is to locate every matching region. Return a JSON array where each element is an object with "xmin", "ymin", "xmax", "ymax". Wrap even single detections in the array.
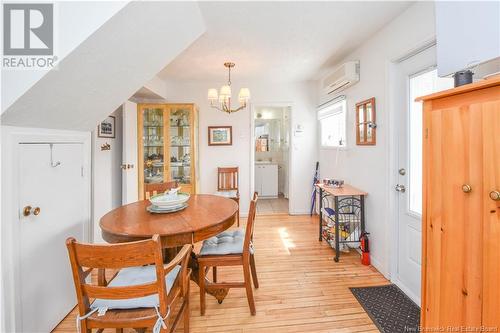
[
  {"xmin": 423, "ymin": 99, "xmax": 483, "ymax": 328},
  {"xmin": 18, "ymin": 143, "xmax": 88, "ymax": 332},
  {"xmin": 481, "ymin": 98, "xmax": 500, "ymax": 328}
]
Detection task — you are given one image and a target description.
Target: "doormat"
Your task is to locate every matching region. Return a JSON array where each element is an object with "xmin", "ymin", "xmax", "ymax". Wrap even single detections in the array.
[{"xmin": 350, "ymin": 284, "xmax": 420, "ymax": 333}]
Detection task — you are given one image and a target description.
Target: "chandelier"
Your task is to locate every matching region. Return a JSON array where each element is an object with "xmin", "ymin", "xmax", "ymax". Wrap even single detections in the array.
[{"xmin": 208, "ymin": 62, "xmax": 250, "ymax": 114}]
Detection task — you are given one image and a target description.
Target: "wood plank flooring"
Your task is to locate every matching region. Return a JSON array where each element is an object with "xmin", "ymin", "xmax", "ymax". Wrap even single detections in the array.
[{"xmin": 53, "ymin": 214, "xmax": 388, "ymax": 332}]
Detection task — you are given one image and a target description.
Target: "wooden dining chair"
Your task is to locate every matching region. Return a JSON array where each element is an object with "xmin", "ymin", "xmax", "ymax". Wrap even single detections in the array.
[
  {"xmin": 197, "ymin": 192, "xmax": 259, "ymax": 315},
  {"xmin": 215, "ymin": 167, "xmax": 240, "ymax": 226},
  {"xmin": 66, "ymin": 235, "xmax": 192, "ymax": 333},
  {"xmin": 145, "ymin": 181, "xmax": 178, "ymax": 200}
]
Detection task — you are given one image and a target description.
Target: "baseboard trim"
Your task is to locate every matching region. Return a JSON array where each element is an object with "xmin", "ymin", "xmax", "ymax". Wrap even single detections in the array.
[
  {"xmin": 369, "ymin": 255, "xmax": 390, "ymax": 279},
  {"xmin": 289, "ymin": 210, "xmax": 309, "ymax": 215},
  {"xmin": 392, "ymin": 277, "xmax": 421, "ymax": 306}
]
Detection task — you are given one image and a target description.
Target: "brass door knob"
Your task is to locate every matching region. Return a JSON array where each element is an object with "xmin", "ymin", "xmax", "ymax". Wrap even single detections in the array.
[
  {"xmin": 23, "ymin": 206, "xmax": 32, "ymax": 216},
  {"xmin": 490, "ymin": 190, "xmax": 500, "ymax": 201},
  {"xmin": 462, "ymin": 184, "xmax": 472, "ymax": 193},
  {"xmin": 23, "ymin": 206, "xmax": 41, "ymax": 216}
]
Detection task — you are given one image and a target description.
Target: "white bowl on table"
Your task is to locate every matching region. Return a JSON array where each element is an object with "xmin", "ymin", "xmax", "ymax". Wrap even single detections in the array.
[{"xmin": 149, "ymin": 187, "xmax": 190, "ymax": 208}]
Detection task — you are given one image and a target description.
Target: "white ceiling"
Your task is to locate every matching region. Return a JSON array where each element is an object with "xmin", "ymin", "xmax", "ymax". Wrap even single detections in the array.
[{"xmin": 159, "ymin": 1, "xmax": 413, "ymax": 83}]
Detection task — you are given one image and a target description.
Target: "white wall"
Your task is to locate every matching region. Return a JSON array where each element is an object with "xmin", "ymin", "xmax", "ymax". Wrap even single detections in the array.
[
  {"xmin": 435, "ymin": 1, "xmax": 500, "ymax": 76},
  {"xmin": 318, "ymin": 2, "xmax": 436, "ymax": 277},
  {"xmin": 92, "ymin": 108, "xmax": 123, "ymax": 243},
  {"xmin": 163, "ymin": 80, "xmax": 317, "ymax": 215}
]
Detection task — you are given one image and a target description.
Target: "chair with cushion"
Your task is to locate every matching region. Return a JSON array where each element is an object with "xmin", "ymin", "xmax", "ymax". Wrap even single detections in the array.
[
  {"xmin": 66, "ymin": 235, "xmax": 192, "ymax": 333},
  {"xmin": 145, "ymin": 181, "xmax": 178, "ymax": 200},
  {"xmin": 214, "ymin": 167, "xmax": 240, "ymax": 226},
  {"xmin": 197, "ymin": 192, "xmax": 259, "ymax": 315}
]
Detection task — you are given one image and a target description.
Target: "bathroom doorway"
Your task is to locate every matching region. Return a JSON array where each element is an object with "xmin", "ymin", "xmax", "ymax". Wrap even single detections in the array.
[{"xmin": 252, "ymin": 105, "xmax": 291, "ymax": 215}]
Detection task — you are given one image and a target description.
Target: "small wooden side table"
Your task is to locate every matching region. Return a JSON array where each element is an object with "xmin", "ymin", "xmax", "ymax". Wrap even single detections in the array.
[{"xmin": 316, "ymin": 183, "xmax": 368, "ymax": 262}]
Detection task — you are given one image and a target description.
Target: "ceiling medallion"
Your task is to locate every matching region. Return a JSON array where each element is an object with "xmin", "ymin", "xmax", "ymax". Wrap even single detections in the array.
[{"xmin": 208, "ymin": 62, "xmax": 250, "ymax": 114}]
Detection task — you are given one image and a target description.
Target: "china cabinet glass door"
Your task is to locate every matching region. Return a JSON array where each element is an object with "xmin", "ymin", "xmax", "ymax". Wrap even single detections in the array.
[
  {"xmin": 168, "ymin": 105, "xmax": 192, "ymax": 186},
  {"xmin": 138, "ymin": 103, "xmax": 197, "ymax": 199},
  {"xmin": 141, "ymin": 105, "xmax": 167, "ymax": 185}
]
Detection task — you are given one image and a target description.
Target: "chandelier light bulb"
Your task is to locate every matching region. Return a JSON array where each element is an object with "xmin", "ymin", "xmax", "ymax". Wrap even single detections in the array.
[{"xmin": 207, "ymin": 88, "xmax": 218, "ymax": 101}]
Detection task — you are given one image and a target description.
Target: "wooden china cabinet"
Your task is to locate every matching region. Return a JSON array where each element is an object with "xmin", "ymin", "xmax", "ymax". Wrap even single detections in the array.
[{"xmin": 137, "ymin": 103, "xmax": 199, "ymax": 199}]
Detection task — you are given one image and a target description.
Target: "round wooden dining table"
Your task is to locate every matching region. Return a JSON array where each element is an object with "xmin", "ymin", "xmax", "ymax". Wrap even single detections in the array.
[{"xmin": 100, "ymin": 194, "xmax": 239, "ymax": 302}]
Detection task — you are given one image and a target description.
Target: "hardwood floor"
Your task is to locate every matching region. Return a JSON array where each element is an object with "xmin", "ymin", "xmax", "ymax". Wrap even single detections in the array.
[{"xmin": 54, "ymin": 214, "xmax": 388, "ymax": 333}]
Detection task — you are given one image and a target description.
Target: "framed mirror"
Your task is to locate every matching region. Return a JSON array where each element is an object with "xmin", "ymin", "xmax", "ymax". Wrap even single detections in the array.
[{"xmin": 355, "ymin": 97, "xmax": 376, "ymax": 145}]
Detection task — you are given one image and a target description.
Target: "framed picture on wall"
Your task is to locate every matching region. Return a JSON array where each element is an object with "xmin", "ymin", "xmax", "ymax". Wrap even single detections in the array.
[
  {"xmin": 98, "ymin": 116, "xmax": 116, "ymax": 138},
  {"xmin": 208, "ymin": 126, "xmax": 232, "ymax": 146}
]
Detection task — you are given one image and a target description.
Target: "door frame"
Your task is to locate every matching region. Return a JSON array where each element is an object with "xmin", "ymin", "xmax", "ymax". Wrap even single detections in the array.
[
  {"xmin": 122, "ymin": 100, "xmax": 139, "ymax": 205},
  {"xmin": 1, "ymin": 126, "xmax": 92, "ymax": 332},
  {"xmin": 387, "ymin": 39, "xmax": 436, "ymax": 305},
  {"xmin": 249, "ymin": 102, "xmax": 294, "ymax": 214}
]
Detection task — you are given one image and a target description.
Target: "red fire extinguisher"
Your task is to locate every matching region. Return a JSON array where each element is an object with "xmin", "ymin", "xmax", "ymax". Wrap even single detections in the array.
[{"xmin": 360, "ymin": 232, "xmax": 370, "ymax": 266}]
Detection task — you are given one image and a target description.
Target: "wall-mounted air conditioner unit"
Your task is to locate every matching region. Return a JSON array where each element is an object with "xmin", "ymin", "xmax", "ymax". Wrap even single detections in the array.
[{"xmin": 320, "ymin": 60, "xmax": 360, "ymax": 105}]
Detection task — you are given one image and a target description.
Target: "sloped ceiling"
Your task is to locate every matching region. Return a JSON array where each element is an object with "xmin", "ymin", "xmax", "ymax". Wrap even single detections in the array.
[
  {"xmin": 1, "ymin": 1, "xmax": 129, "ymax": 113},
  {"xmin": 1, "ymin": 1, "xmax": 205, "ymax": 131}
]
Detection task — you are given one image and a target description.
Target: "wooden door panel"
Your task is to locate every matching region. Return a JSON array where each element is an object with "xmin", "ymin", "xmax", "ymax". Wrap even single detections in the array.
[
  {"xmin": 424, "ymin": 104, "xmax": 482, "ymax": 328},
  {"xmin": 426, "ymin": 108, "xmax": 446, "ymax": 327},
  {"xmin": 482, "ymin": 100, "xmax": 500, "ymax": 328},
  {"xmin": 461, "ymin": 104, "xmax": 483, "ymax": 326}
]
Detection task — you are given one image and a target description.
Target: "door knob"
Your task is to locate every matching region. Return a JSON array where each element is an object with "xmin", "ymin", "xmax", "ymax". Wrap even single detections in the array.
[
  {"xmin": 395, "ymin": 184, "xmax": 406, "ymax": 193},
  {"xmin": 23, "ymin": 206, "xmax": 41, "ymax": 216},
  {"xmin": 462, "ymin": 184, "xmax": 472, "ymax": 193},
  {"xmin": 490, "ymin": 190, "xmax": 500, "ymax": 201}
]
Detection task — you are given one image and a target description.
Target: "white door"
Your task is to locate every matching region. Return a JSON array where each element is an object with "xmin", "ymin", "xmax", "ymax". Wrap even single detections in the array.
[
  {"xmin": 392, "ymin": 46, "xmax": 453, "ymax": 304},
  {"xmin": 18, "ymin": 143, "xmax": 88, "ymax": 332},
  {"xmin": 122, "ymin": 101, "xmax": 139, "ymax": 204}
]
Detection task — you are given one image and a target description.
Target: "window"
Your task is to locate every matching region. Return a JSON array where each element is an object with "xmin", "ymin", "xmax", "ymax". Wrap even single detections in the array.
[
  {"xmin": 408, "ymin": 68, "xmax": 453, "ymax": 215},
  {"xmin": 318, "ymin": 99, "xmax": 346, "ymax": 148}
]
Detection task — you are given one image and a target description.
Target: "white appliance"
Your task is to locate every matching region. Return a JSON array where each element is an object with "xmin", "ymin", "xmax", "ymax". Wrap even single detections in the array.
[
  {"xmin": 255, "ymin": 164, "xmax": 278, "ymax": 197},
  {"xmin": 319, "ymin": 60, "xmax": 360, "ymax": 105},
  {"xmin": 435, "ymin": 1, "xmax": 500, "ymax": 77}
]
